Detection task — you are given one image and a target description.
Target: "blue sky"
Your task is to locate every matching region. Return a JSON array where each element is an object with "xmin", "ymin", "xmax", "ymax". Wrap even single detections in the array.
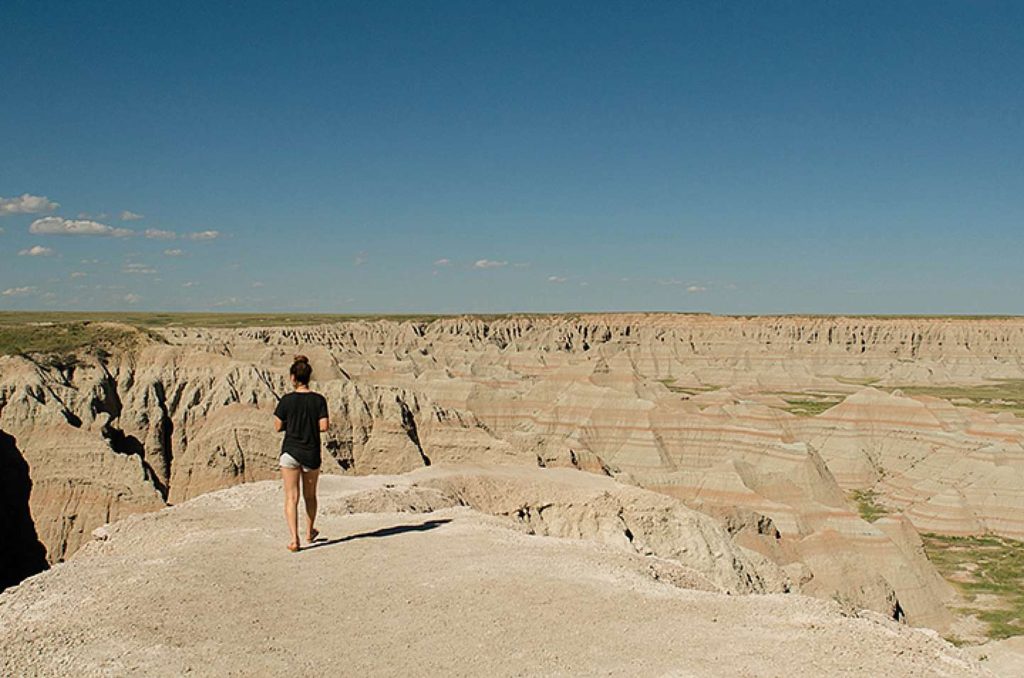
[{"xmin": 1, "ymin": 1, "xmax": 1022, "ymax": 314}]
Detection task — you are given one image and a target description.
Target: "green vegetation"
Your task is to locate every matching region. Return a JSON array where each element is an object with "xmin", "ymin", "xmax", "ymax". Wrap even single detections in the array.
[
  {"xmin": 0, "ymin": 311, "xmax": 456, "ymax": 329},
  {"xmin": 0, "ymin": 322, "xmax": 162, "ymax": 357},
  {"xmin": 894, "ymin": 380, "xmax": 1024, "ymax": 418},
  {"xmin": 923, "ymin": 533, "xmax": 1024, "ymax": 640},
  {"xmin": 749, "ymin": 314, "xmax": 1024, "ymax": 320},
  {"xmin": 782, "ymin": 397, "xmax": 841, "ymax": 416},
  {"xmin": 833, "ymin": 376, "xmax": 881, "ymax": 386},
  {"xmin": 657, "ymin": 378, "xmax": 720, "ymax": 395},
  {"xmin": 849, "ymin": 489, "xmax": 890, "ymax": 523},
  {"xmin": 0, "ymin": 312, "xmax": 452, "ymax": 357},
  {"xmin": 0, "ymin": 311, "xmax": 554, "ymax": 357},
  {"xmin": 770, "ymin": 391, "xmax": 844, "ymax": 416}
]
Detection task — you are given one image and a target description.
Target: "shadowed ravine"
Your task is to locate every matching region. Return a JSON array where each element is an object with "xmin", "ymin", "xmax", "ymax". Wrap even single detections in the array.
[{"xmin": 0, "ymin": 430, "xmax": 48, "ymax": 591}]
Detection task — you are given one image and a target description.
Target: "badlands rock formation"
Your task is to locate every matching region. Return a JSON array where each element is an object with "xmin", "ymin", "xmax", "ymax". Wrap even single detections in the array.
[
  {"xmin": 793, "ymin": 388, "xmax": 1024, "ymax": 538},
  {"xmin": 0, "ymin": 470, "xmax": 993, "ymax": 678},
  {"xmin": 5, "ymin": 314, "xmax": 1024, "ymax": 636}
]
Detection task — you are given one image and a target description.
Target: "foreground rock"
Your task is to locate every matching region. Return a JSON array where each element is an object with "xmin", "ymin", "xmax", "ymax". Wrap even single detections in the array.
[{"xmin": 0, "ymin": 467, "xmax": 990, "ymax": 678}]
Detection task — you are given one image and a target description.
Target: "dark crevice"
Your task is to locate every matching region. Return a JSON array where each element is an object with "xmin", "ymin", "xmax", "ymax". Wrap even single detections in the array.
[
  {"xmin": 398, "ymin": 397, "xmax": 430, "ymax": 467},
  {"xmin": 893, "ymin": 598, "xmax": 906, "ymax": 624},
  {"xmin": 141, "ymin": 460, "xmax": 170, "ymax": 502},
  {"xmin": 101, "ymin": 422, "xmax": 145, "ymax": 457},
  {"xmin": 326, "ymin": 438, "xmax": 354, "ymax": 471},
  {"xmin": 62, "ymin": 409, "xmax": 83, "ymax": 428},
  {"xmin": 91, "ymin": 363, "xmax": 123, "ymax": 419},
  {"xmin": 101, "ymin": 420, "xmax": 169, "ymax": 501},
  {"xmin": 0, "ymin": 430, "xmax": 49, "ymax": 591},
  {"xmin": 151, "ymin": 381, "xmax": 174, "ymax": 488}
]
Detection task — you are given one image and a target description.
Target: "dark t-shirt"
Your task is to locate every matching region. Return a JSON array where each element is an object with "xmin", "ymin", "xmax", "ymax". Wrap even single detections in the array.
[{"xmin": 273, "ymin": 391, "xmax": 329, "ymax": 470}]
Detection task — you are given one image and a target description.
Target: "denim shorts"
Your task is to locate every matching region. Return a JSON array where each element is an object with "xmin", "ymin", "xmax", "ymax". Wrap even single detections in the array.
[{"xmin": 279, "ymin": 452, "xmax": 315, "ymax": 472}]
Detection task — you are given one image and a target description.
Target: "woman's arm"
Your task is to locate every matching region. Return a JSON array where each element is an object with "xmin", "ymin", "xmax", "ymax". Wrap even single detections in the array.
[
  {"xmin": 318, "ymin": 394, "xmax": 329, "ymax": 432},
  {"xmin": 273, "ymin": 396, "xmax": 286, "ymax": 432}
]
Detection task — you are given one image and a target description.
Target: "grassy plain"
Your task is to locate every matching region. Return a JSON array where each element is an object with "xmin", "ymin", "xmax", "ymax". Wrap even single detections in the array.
[
  {"xmin": 832, "ymin": 376, "xmax": 881, "ymax": 386},
  {"xmin": 782, "ymin": 397, "xmax": 841, "ymax": 416},
  {"xmin": 923, "ymin": 533, "xmax": 1024, "ymax": 640},
  {"xmin": 849, "ymin": 489, "xmax": 890, "ymax": 523},
  {"xmin": 0, "ymin": 322, "xmax": 162, "ymax": 357},
  {"xmin": 656, "ymin": 378, "xmax": 721, "ymax": 396},
  {"xmin": 0, "ymin": 311, "xmax": 449, "ymax": 356},
  {"xmin": 0, "ymin": 311, "xmax": 447, "ymax": 328},
  {"xmin": 895, "ymin": 381, "xmax": 1024, "ymax": 418}
]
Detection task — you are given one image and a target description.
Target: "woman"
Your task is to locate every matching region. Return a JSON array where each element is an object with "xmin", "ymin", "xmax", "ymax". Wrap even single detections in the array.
[{"xmin": 273, "ymin": 355, "xmax": 329, "ymax": 552}]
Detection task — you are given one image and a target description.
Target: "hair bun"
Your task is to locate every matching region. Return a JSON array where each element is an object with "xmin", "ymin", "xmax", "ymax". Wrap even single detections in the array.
[{"xmin": 293, "ymin": 354, "xmax": 309, "ymax": 364}]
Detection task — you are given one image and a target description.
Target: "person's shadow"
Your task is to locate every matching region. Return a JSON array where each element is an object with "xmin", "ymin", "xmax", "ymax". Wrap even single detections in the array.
[{"xmin": 303, "ymin": 517, "xmax": 451, "ymax": 551}]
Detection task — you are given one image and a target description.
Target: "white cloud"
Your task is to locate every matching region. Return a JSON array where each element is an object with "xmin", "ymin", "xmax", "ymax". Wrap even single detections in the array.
[
  {"xmin": 80, "ymin": 258, "xmax": 100, "ymax": 264},
  {"xmin": 123, "ymin": 263, "xmax": 157, "ymax": 275},
  {"xmin": 145, "ymin": 228, "xmax": 176, "ymax": 240},
  {"xmin": 474, "ymin": 259, "xmax": 508, "ymax": 269},
  {"xmin": 0, "ymin": 227, "xmax": 5, "ymax": 234},
  {"xmin": 182, "ymin": 281, "xmax": 199, "ymax": 288},
  {"xmin": 354, "ymin": 251, "xmax": 368, "ymax": 266},
  {"xmin": 30, "ymin": 216, "xmax": 133, "ymax": 237},
  {"xmin": 188, "ymin": 230, "xmax": 220, "ymax": 241},
  {"xmin": 687, "ymin": 285, "xmax": 707, "ymax": 293},
  {"xmin": 579, "ymin": 281, "xmax": 589, "ymax": 287},
  {"xmin": 19, "ymin": 245, "xmax": 54, "ymax": 256},
  {"xmin": 163, "ymin": 248, "xmax": 184, "ymax": 257},
  {"xmin": 547, "ymin": 275, "xmax": 568, "ymax": 283},
  {"xmin": 0, "ymin": 194, "xmax": 59, "ymax": 215},
  {"xmin": 433, "ymin": 258, "xmax": 451, "ymax": 266},
  {"xmin": 213, "ymin": 296, "xmax": 241, "ymax": 307},
  {"xmin": 658, "ymin": 278, "xmax": 684, "ymax": 286},
  {"xmin": 123, "ymin": 293, "xmax": 141, "ymax": 304},
  {"xmin": 251, "ymin": 281, "xmax": 265, "ymax": 288},
  {"xmin": 120, "ymin": 210, "xmax": 144, "ymax": 221},
  {"xmin": 2, "ymin": 286, "xmax": 37, "ymax": 297},
  {"xmin": 70, "ymin": 271, "xmax": 87, "ymax": 278}
]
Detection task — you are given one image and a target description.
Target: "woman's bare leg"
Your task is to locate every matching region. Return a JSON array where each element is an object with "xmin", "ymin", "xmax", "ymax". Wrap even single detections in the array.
[
  {"xmin": 301, "ymin": 468, "xmax": 320, "ymax": 541},
  {"xmin": 282, "ymin": 467, "xmax": 301, "ymax": 550}
]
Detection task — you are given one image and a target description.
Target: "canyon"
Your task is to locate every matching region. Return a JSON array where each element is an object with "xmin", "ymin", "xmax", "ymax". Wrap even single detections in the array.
[{"xmin": 4, "ymin": 313, "xmax": 1024, "ymax": 665}]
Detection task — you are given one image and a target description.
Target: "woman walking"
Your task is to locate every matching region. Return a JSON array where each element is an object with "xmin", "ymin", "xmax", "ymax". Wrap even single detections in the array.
[{"xmin": 273, "ymin": 355, "xmax": 329, "ymax": 552}]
